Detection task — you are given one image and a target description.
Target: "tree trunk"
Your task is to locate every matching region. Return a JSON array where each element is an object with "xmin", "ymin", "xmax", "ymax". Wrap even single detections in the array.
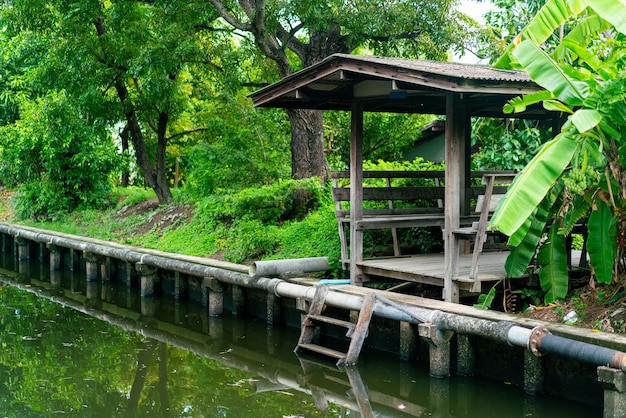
[
  {"xmin": 287, "ymin": 108, "xmax": 329, "ymax": 180},
  {"xmin": 125, "ymin": 112, "xmax": 173, "ymax": 204},
  {"xmin": 94, "ymin": 15, "xmax": 173, "ymax": 204},
  {"xmin": 120, "ymin": 125, "xmax": 130, "ymax": 187}
]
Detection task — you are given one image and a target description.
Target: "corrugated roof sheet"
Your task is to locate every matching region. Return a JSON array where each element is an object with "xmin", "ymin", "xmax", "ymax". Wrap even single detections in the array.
[{"xmin": 335, "ymin": 54, "xmax": 532, "ymax": 82}]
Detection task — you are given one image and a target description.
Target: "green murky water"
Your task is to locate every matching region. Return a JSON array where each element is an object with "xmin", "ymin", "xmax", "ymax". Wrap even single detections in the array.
[{"xmin": 0, "ymin": 257, "xmax": 603, "ymax": 417}]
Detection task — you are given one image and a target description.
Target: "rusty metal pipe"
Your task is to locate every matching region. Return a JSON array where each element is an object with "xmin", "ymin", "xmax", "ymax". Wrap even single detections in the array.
[{"xmin": 535, "ymin": 331, "xmax": 626, "ymax": 372}]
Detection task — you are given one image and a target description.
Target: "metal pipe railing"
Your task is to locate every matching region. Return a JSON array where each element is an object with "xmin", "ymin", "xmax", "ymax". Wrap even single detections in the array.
[{"xmin": 2, "ymin": 222, "xmax": 626, "ymax": 372}]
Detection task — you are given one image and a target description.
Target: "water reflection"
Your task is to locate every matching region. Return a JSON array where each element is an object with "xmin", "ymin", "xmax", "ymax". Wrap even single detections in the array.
[{"xmin": 0, "ymin": 262, "xmax": 603, "ymax": 417}]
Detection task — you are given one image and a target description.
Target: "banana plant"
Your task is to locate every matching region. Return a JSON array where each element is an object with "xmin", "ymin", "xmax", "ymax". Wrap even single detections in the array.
[{"xmin": 489, "ymin": 0, "xmax": 626, "ymax": 302}]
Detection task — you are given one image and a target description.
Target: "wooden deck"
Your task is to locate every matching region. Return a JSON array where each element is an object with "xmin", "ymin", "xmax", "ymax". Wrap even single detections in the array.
[
  {"xmin": 358, "ymin": 251, "xmax": 508, "ymax": 292},
  {"xmin": 358, "ymin": 250, "xmax": 586, "ymax": 293}
]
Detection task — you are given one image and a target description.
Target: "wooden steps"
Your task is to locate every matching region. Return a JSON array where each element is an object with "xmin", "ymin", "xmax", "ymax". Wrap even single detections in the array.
[{"xmin": 295, "ymin": 284, "xmax": 375, "ymax": 366}]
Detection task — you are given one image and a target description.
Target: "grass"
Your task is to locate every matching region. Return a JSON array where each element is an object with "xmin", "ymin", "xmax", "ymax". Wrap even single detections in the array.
[{"xmin": 1, "ymin": 185, "xmax": 344, "ymax": 277}]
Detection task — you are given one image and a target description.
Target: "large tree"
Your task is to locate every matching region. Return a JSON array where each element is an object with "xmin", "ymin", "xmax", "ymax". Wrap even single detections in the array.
[
  {"xmin": 0, "ymin": 0, "xmax": 233, "ymax": 204},
  {"xmin": 206, "ymin": 0, "xmax": 469, "ymax": 181}
]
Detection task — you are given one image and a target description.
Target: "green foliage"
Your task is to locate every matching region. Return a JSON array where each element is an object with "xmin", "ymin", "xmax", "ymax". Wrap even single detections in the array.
[
  {"xmin": 587, "ymin": 200, "xmax": 617, "ymax": 284},
  {"xmin": 222, "ymin": 219, "xmax": 280, "ymax": 263},
  {"xmin": 184, "ymin": 96, "xmax": 291, "ymax": 196},
  {"xmin": 0, "ymin": 92, "xmax": 119, "ymax": 218},
  {"xmin": 203, "ymin": 178, "xmax": 327, "ymax": 225},
  {"xmin": 324, "ymin": 112, "xmax": 434, "ymax": 170},
  {"xmin": 491, "ymin": 0, "xmax": 626, "ymax": 298},
  {"xmin": 273, "ymin": 206, "xmax": 344, "ymax": 275},
  {"xmin": 114, "ymin": 187, "xmax": 157, "ymax": 208},
  {"xmin": 537, "ymin": 225, "xmax": 569, "ymax": 303},
  {"xmin": 473, "ymin": 281, "xmax": 501, "ymax": 310},
  {"xmin": 472, "ymin": 119, "xmax": 551, "ymax": 170}
]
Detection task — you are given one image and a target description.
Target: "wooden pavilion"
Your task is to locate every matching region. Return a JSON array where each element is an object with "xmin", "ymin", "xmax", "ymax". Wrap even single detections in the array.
[{"xmin": 249, "ymin": 54, "xmax": 558, "ymax": 303}]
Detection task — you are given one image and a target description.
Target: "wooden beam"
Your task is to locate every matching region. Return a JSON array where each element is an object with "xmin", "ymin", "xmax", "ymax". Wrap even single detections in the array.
[
  {"xmin": 443, "ymin": 93, "xmax": 469, "ymax": 303},
  {"xmin": 350, "ymin": 100, "xmax": 365, "ymax": 285}
]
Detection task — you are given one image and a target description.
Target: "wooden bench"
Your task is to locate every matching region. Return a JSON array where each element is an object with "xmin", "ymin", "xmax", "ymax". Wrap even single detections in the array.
[
  {"xmin": 452, "ymin": 173, "xmax": 517, "ymax": 283},
  {"xmin": 331, "ymin": 170, "xmax": 515, "ymax": 270}
]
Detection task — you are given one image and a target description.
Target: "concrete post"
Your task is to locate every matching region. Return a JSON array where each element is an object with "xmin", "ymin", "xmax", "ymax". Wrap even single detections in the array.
[
  {"xmin": 102, "ymin": 257, "xmax": 113, "ymax": 282},
  {"xmin": 419, "ymin": 323, "xmax": 454, "ymax": 378},
  {"xmin": 15, "ymin": 236, "xmax": 30, "ymax": 260},
  {"xmin": 47, "ymin": 244, "xmax": 62, "ymax": 271},
  {"xmin": 174, "ymin": 271, "xmax": 188, "ymax": 301},
  {"xmin": 209, "ymin": 315, "xmax": 223, "ymax": 340},
  {"xmin": 598, "ymin": 366, "xmax": 626, "ymax": 418},
  {"xmin": 296, "ymin": 297, "xmax": 309, "ymax": 326},
  {"xmin": 122, "ymin": 261, "xmax": 134, "ymax": 286},
  {"xmin": 50, "ymin": 270, "xmax": 62, "ymax": 290},
  {"xmin": 38, "ymin": 242, "xmax": 46, "ymax": 262},
  {"xmin": 202, "ymin": 277, "xmax": 224, "ymax": 317},
  {"xmin": 136, "ymin": 262, "xmax": 159, "ymax": 298},
  {"xmin": 524, "ymin": 350, "xmax": 544, "ymax": 394},
  {"xmin": 457, "ymin": 334, "xmax": 475, "ymax": 376},
  {"xmin": 429, "ymin": 376, "xmax": 451, "ymax": 413},
  {"xmin": 85, "ymin": 280, "xmax": 99, "ymax": 300},
  {"xmin": 399, "ymin": 321, "xmax": 417, "ymax": 361},
  {"xmin": 83, "ymin": 251, "xmax": 102, "ymax": 282},
  {"xmin": 141, "ymin": 297, "xmax": 158, "ymax": 316},
  {"xmin": 266, "ymin": 293, "xmax": 281, "ymax": 325},
  {"xmin": 67, "ymin": 248, "xmax": 79, "ymax": 271},
  {"xmin": 231, "ymin": 284, "xmax": 245, "ymax": 316}
]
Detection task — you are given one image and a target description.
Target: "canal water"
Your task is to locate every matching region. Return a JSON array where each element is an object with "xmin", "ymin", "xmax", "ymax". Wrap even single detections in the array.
[{"xmin": 0, "ymin": 256, "xmax": 603, "ymax": 417}]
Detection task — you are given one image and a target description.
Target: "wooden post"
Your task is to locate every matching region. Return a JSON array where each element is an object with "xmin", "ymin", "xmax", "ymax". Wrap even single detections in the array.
[
  {"xmin": 443, "ymin": 93, "xmax": 469, "ymax": 303},
  {"xmin": 349, "ymin": 100, "xmax": 365, "ymax": 285}
]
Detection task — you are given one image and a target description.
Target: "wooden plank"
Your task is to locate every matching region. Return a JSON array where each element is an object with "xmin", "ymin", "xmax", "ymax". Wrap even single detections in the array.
[
  {"xmin": 355, "ymin": 215, "xmax": 446, "ymax": 230},
  {"xmin": 331, "ymin": 170, "xmax": 445, "ymax": 179},
  {"xmin": 343, "ymin": 293, "xmax": 375, "ymax": 365},
  {"xmin": 333, "ymin": 187, "xmax": 445, "ymax": 201},
  {"xmin": 335, "ymin": 207, "xmax": 444, "ymax": 217},
  {"xmin": 298, "ymin": 343, "xmax": 346, "ymax": 360},
  {"xmin": 350, "ymin": 101, "xmax": 364, "ymax": 285},
  {"xmin": 297, "ymin": 285, "xmax": 330, "ymax": 347},
  {"xmin": 331, "ymin": 170, "xmax": 515, "ymax": 180},
  {"xmin": 308, "ymin": 314, "xmax": 355, "ymax": 331}
]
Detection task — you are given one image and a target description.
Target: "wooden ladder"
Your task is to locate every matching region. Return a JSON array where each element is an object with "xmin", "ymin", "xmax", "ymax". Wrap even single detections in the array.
[{"xmin": 294, "ymin": 284, "xmax": 375, "ymax": 366}]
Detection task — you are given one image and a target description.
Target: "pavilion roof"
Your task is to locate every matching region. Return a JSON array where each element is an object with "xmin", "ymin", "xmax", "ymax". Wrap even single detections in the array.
[{"xmin": 249, "ymin": 54, "xmax": 548, "ymax": 118}]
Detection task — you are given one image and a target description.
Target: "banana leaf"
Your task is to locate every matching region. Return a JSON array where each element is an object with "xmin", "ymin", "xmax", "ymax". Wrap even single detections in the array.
[
  {"xmin": 587, "ymin": 199, "xmax": 617, "ymax": 284},
  {"xmin": 586, "ymin": 0, "xmax": 626, "ymax": 35},
  {"xmin": 543, "ymin": 99, "xmax": 574, "ymax": 114},
  {"xmin": 553, "ymin": 14, "xmax": 612, "ymax": 66},
  {"xmin": 473, "ymin": 284, "xmax": 498, "ymax": 310},
  {"xmin": 503, "ymin": 90, "xmax": 554, "ymax": 114},
  {"xmin": 571, "ymin": 109, "xmax": 602, "ymax": 133},
  {"xmin": 490, "ymin": 134, "xmax": 578, "ymax": 238},
  {"xmin": 513, "ymin": 40, "xmax": 588, "ymax": 106},
  {"xmin": 494, "ymin": 0, "xmax": 576, "ymax": 69},
  {"xmin": 505, "ymin": 191, "xmax": 556, "ymax": 277},
  {"xmin": 537, "ymin": 225, "xmax": 569, "ymax": 303}
]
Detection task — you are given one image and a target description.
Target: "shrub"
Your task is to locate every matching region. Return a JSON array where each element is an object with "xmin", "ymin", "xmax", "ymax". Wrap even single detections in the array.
[{"xmin": 0, "ymin": 92, "xmax": 119, "ymax": 219}]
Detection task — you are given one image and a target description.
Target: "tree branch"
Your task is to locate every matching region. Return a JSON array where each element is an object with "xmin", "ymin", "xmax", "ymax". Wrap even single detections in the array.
[
  {"xmin": 167, "ymin": 128, "xmax": 210, "ymax": 142},
  {"xmin": 205, "ymin": 0, "xmax": 252, "ymax": 31}
]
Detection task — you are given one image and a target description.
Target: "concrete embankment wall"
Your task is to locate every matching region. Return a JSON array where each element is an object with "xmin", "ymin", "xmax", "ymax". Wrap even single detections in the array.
[{"xmin": 2, "ymin": 222, "xmax": 626, "ymax": 415}]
